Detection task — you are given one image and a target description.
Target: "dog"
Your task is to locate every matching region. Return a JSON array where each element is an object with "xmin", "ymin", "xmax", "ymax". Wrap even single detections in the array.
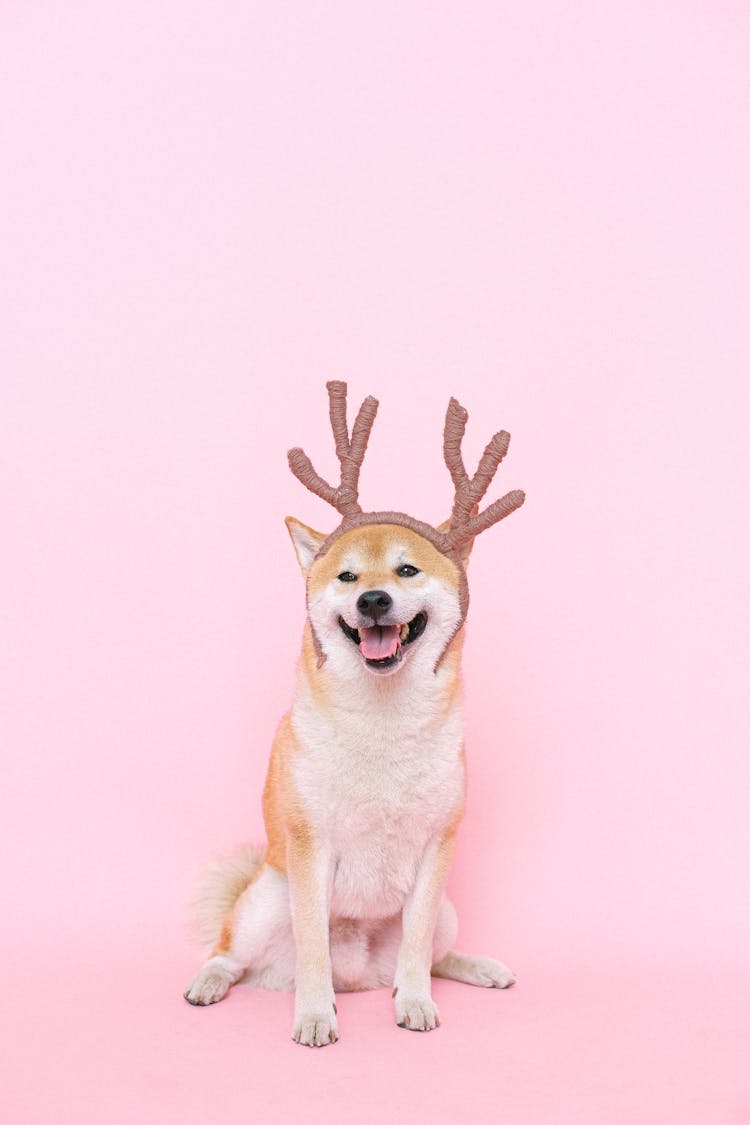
[{"xmin": 184, "ymin": 382, "xmax": 525, "ymax": 1046}]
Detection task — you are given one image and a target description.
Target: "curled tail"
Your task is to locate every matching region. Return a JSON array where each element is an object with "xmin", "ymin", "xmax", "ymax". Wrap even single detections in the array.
[{"xmin": 192, "ymin": 843, "xmax": 266, "ymax": 947}]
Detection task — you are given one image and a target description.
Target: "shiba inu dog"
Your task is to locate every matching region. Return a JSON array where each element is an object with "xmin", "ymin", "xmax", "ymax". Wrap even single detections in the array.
[{"xmin": 184, "ymin": 382, "xmax": 525, "ymax": 1046}]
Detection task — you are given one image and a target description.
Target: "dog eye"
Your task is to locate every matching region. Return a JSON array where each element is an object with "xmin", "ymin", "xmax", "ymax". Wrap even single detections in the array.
[
  {"xmin": 396, "ymin": 564, "xmax": 420, "ymax": 578},
  {"xmin": 337, "ymin": 571, "xmax": 358, "ymax": 583}
]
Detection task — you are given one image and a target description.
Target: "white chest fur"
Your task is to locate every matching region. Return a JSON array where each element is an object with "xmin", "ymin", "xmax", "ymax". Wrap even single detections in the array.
[{"xmin": 290, "ymin": 664, "xmax": 465, "ymax": 920}]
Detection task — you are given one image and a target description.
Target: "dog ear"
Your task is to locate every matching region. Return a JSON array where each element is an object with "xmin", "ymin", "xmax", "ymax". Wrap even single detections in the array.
[
  {"xmin": 437, "ymin": 504, "xmax": 478, "ymax": 564},
  {"xmin": 285, "ymin": 517, "xmax": 326, "ymax": 574}
]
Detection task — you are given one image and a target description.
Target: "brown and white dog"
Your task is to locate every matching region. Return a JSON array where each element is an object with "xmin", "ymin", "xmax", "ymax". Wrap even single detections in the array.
[{"xmin": 184, "ymin": 383, "xmax": 525, "ymax": 1046}]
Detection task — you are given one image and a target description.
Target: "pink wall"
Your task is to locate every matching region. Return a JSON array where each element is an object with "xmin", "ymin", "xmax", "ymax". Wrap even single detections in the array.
[{"xmin": 2, "ymin": 2, "xmax": 748, "ymax": 1119}]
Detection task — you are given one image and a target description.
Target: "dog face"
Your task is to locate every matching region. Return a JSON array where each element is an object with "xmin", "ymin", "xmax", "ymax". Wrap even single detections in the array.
[{"xmin": 287, "ymin": 519, "xmax": 467, "ymax": 677}]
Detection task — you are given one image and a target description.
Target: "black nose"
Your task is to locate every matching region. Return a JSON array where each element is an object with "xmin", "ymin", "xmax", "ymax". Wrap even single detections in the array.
[{"xmin": 356, "ymin": 589, "xmax": 393, "ymax": 619}]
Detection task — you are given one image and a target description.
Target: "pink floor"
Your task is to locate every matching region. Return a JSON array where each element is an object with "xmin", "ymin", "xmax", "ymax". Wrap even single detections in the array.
[{"xmin": 7, "ymin": 948, "xmax": 747, "ymax": 1123}]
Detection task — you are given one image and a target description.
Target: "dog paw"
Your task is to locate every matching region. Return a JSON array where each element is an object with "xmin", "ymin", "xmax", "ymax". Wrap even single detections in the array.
[
  {"xmin": 394, "ymin": 990, "xmax": 440, "ymax": 1032},
  {"xmin": 183, "ymin": 966, "xmax": 234, "ymax": 1006},
  {"xmin": 292, "ymin": 1006, "xmax": 339, "ymax": 1047},
  {"xmin": 433, "ymin": 951, "xmax": 517, "ymax": 989},
  {"xmin": 469, "ymin": 956, "xmax": 516, "ymax": 988}
]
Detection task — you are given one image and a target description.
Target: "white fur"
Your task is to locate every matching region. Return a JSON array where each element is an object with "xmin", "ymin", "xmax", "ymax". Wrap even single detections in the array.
[
  {"xmin": 291, "ymin": 644, "xmax": 464, "ymax": 918},
  {"xmin": 192, "ymin": 843, "xmax": 265, "ymax": 946}
]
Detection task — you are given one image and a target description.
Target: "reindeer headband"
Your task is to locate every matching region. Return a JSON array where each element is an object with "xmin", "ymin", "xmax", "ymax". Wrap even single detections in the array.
[{"xmin": 288, "ymin": 381, "xmax": 525, "ymax": 665}]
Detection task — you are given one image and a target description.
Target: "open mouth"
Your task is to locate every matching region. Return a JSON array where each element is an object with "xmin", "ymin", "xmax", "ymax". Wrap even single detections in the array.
[{"xmin": 338, "ymin": 613, "xmax": 428, "ymax": 670}]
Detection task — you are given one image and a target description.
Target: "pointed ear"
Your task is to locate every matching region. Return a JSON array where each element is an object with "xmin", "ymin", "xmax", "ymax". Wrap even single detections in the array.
[
  {"xmin": 285, "ymin": 517, "xmax": 326, "ymax": 575},
  {"xmin": 437, "ymin": 504, "xmax": 479, "ymax": 565}
]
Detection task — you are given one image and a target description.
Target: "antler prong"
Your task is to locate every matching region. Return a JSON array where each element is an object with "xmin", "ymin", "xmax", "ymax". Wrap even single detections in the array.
[
  {"xmin": 327, "ymin": 380, "xmax": 351, "ymax": 463},
  {"xmin": 472, "ymin": 431, "xmax": 511, "ymax": 500},
  {"xmin": 462, "ymin": 489, "xmax": 526, "ymax": 539},
  {"xmin": 348, "ymin": 395, "xmax": 379, "ymax": 464},
  {"xmin": 443, "ymin": 398, "xmax": 470, "ymax": 490},
  {"xmin": 287, "ymin": 447, "xmax": 338, "ymax": 507}
]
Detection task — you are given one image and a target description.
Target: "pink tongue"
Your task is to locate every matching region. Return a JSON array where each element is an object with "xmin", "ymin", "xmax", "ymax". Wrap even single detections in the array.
[{"xmin": 359, "ymin": 624, "xmax": 400, "ymax": 660}]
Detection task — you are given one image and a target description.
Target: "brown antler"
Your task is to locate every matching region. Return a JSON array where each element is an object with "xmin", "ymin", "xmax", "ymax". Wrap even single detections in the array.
[
  {"xmin": 442, "ymin": 397, "xmax": 525, "ymax": 549},
  {"xmin": 288, "ymin": 381, "xmax": 379, "ymax": 518}
]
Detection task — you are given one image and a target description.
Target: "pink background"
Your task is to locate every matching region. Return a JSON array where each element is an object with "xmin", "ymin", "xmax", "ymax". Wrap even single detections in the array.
[{"xmin": 2, "ymin": 2, "xmax": 748, "ymax": 1121}]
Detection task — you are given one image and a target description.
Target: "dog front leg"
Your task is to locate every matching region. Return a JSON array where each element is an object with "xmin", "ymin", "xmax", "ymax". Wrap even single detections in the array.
[
  {"xmin": 286, "ymin": 831, "xmax": 338, "ymax": 1047},
  {"xmin": 393, "ymin": 830, "xmax": 456, "ymax": 1032}
]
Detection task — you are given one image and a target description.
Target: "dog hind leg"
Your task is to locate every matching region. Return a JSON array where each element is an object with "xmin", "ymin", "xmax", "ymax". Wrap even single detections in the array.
[
  {"xmin": 429, "ymin": 895, "xmax": 515, "ymax": 988},
  {"xmin": 431, "ymin": 950, "xmax": 516, "ymax": 989},
  {"xmin": 184, "ymin": 863, "xmax": 293, "ymax": 1005}
]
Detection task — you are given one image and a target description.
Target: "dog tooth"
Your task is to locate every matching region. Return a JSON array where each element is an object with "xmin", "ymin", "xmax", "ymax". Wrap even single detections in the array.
[{"xmin": 399, "ymin": 623, "xmax": 409, "ymax": 642}]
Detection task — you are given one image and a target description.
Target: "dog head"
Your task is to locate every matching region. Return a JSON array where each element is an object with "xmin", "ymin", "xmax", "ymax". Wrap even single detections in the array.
[
  {"xmin": 286, "ymin": 518, "xmax": 473, "ymax": 677},
  {"xmin": 285, "ymin": 381, "xmax": 524, "ymax": 675}
]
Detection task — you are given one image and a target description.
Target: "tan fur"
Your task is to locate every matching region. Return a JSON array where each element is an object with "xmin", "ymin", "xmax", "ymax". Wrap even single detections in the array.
[{"xmin": 261, "ymin": 715, "xmax": 297, "ymax": 874}]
